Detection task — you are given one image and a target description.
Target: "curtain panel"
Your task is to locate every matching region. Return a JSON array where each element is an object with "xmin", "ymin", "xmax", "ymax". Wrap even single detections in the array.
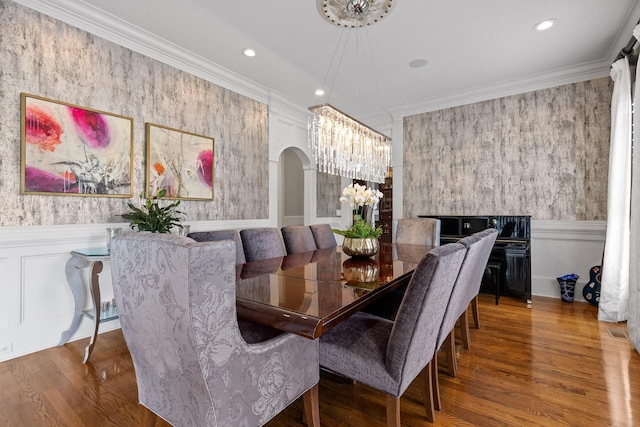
[
  {"xmin": 629, "ymin": 26, "xmax": 640, "ymax": 353},
  {"xmin": 599, "ymin": 57, "xmax": 631, "ymax": 323}
]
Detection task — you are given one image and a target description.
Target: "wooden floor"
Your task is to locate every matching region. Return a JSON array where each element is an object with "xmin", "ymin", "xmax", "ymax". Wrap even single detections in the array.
[{"xmin": 1, "ymin": 294, "xmax": 639, "ymax": 426}]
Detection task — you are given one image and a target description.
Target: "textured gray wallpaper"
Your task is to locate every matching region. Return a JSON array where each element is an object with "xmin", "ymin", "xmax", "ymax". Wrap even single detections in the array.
[
  {"xmin": 316, "ymin": 172, "xmax": 341, "ymax": 217},
  {"xmin": 403, "ymin": 78, "xmax": 612, "ymax": 221},
  {"xmin": 0, "ymin": 0, "xmax": 268, "ymax": 226}
]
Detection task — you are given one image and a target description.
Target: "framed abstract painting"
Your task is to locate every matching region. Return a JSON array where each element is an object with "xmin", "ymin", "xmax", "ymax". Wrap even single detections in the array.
[
  {"xmin": 146, "ymin": 123, "xmax": 214, "ymax": 200},
  {"xmin": 20, "ymin": 93, "xmax": 133, "ymax": 197}
]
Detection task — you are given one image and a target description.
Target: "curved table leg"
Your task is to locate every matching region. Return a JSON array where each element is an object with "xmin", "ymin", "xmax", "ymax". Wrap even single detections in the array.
[
  {"xmin": 58, "ymin": 255, "xmax": 91, "ymax": 346},
  {"xmin": 83, "ymin": 261, "xmax": 104, "ymax": 363}
]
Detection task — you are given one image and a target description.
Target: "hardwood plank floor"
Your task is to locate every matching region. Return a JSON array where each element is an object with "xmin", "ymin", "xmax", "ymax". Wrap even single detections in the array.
[{"xmin": 1, "ymin": 294, "xmax": 638, "ymax": 426}]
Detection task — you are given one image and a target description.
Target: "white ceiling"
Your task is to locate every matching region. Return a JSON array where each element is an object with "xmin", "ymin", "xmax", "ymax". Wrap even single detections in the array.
[{"xmin": 16, "ymin": 0, "xmax": 640, "ymax": 119}]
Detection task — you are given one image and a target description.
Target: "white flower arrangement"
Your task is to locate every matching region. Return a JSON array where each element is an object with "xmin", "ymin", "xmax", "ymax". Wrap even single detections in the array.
[
  {"xmin": 334, "ymin": 183, "xmax": 384, "ymax": 239},
  {"xmin": 339, "ymin": 183, "xmax": 384, "ymax": 210}
]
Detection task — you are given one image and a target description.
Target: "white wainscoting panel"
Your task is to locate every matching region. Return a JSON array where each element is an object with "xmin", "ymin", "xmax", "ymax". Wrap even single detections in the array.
[
  {"xmin": 0, "ymin": 258, "xmax": 8, "ymax": 330},
  {"xmin": 0, "ymin": 220, "xmax": 270, "ymax": 362},
  {"xmin": 531, "ymin": 220, "xmax": 606, "ymax": 302}
]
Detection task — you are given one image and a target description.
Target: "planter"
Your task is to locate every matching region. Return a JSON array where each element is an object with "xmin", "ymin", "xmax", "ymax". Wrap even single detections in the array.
[{"xmin": 342, "ymin": 237, "xmax": 379, "ymax": 258}]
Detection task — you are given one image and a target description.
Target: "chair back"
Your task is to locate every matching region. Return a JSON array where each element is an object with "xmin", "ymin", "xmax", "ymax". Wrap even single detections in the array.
[
  {"xmin": 110, "ymin": 232, "xmax": 318, "ymax": 426},
  {"xmin": 457, "ymin": 228, "xmax": 498, "ymax": 306},
  {"xmin": 395, "ymin": 218, "xmax": 441, "ymax": 246},
  {"xmin": 110, "ymin": 232, "xmax": 233, "ymax": 426},
  {"xmin": 435, "ymin": 228, "xmax": 498, "ymax": 350},
  {"xmin": 240, "ymin": 227, "xmax": 286, "ymax": 262},
  {"xmin": 385, "ymin": 243, "xmax": 466, "ymax": 391},
  {"xmin": 187, "ymin": 229, "xmax": 246, "ymax": 264},
  {"xmin": 310, "ymin": 224, "xmax": 338, "ymax": 249},
  {"xmin": 281, "ymin": 225, "xmax": 318, "ymax": 254}
]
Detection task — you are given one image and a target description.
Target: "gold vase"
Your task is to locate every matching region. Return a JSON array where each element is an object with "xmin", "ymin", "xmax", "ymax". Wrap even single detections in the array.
[{"xmin": 342, "ymin": 237, "xmax": 379, "ymax": 258}]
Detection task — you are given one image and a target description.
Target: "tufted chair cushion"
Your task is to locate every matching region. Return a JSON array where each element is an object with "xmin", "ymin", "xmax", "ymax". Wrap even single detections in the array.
[{"xmin": 110, "ymin": 232, "xmax": 318, "ymax": 426}]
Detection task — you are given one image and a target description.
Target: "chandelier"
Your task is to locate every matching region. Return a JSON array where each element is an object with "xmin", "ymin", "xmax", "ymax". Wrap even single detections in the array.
[
  {"xmin": 308, "ymin": 0, "xmax": 395, "ymax": 183},
  {"xmin": 308, "ymin": 104, "xmax": 391, "ymax": 183}
]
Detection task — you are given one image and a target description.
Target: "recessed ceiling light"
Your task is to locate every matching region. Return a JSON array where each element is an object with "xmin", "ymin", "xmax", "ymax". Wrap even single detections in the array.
[
  {"xmin": 315, "ymin": 89, "xmax": 325, "ymax": 96},
  {"xmin": 409, "ymin": 58, "xmax": 428, "ymax": 68},
  {"xmin": 534, "ymin": 19, "xmax": 557, "ymax": 31},
  {"xmin": 243, "ymin": 48, "xmax": 256, "ymax": 57}
]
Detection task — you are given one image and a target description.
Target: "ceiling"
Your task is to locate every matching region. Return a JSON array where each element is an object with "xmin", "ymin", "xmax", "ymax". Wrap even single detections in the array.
[{"xmin": 16, "ymin": 0, "xmax": 640, "ymax": 119}]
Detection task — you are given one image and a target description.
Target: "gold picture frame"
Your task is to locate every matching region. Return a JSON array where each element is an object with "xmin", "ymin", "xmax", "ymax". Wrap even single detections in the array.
[
  {"xmin": 20, "ymin": 93, "xmax": 133, "ymax": 197},
  {"xmin": 146, "ymin": 123, "xmax": 214, "ymax": 201}
]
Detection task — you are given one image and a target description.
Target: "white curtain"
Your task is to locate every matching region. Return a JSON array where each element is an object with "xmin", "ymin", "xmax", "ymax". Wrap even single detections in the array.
[
  {"xmin": 599, "ymin": 56, "xmax": 632, "ymax": 323},
  {"xmin": 629, "ymin": 26, "xmax": 640, "ymax": 352}
]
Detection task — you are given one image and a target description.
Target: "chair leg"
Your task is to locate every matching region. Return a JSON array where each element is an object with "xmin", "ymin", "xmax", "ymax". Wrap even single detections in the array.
[
  {"xmin": 459, "ymin": 308, "xmax": 471, "ymax": 350},
  {"xmin": 430, "ymin": 356, "xmax": 441, "ymax": 411},
  {"xmin": 419, "ymin": 361, "xmax": 436, "ymax": 422},
  {"xmin": 386, "ymin": 395, "xmax": 401, "ymax": 427},
  {"xmin": 471, "ymin": 295, "xmax": 480, "ymax": 329},
  {"xmin": 139, "ymin": 405, "xmax": 157, "ymax": 427},
  {"xmin": 303, "ymin": 383, "xmax": 320, "ymax": 427},
  {"xmin": 443, "ymin": 331, "xmax": 458, "ymax": 377}
]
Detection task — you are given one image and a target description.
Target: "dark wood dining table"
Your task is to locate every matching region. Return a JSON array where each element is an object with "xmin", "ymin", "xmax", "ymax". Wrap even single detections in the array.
[{"xmin": 235, "ymin": 243, "xmax": 433, "ymax": 339}]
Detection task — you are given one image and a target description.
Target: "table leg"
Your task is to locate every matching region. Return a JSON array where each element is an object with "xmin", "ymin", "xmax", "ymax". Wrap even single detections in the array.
[
  {"xmin": 83, "ymin": 260, "xmax": 104, "ymax": 363},
  {"xmin": 58, "ymin": 255, "xmax": 91, "ymax": 346}
]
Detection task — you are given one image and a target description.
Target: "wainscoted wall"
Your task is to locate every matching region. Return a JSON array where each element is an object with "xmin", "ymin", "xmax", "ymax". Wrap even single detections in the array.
[
  {"xmin": 403, "ymin": 78, "xmax": 612, "ymax": 221},
  {"xmin": 0, "ymin": 1, "xmax": 273, "ymax": 362},
  {"xmin": 401, "ymin": 78, "xmax": 611, "ymax": 303},
  {"xmin": 0, "ymin": 0, "xmax": 268, "ymax": 226}
]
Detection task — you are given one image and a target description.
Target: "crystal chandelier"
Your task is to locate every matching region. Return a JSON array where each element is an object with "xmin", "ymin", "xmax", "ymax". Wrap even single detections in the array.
[
  {"xmin": 308, "ymin": 0, "xmax": 395, "ymax": 183},
  {"xmin": 308, "ymin": 104, "xmax": 391, "ymax": 183}
]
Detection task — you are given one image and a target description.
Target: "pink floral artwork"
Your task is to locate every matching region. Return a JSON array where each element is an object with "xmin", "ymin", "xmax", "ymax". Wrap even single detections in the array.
[
  {"xmin": 21, "ymin": 93, "xmax": 133, "ymax": 196},
  {"xmin": 146, "ymin": 123, "xmax": 214, "ymax": 200}
]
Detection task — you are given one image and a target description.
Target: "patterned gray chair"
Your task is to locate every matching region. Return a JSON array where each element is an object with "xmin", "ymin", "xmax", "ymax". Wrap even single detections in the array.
[
  {"xmin": 187, "ymin": 229, "xmax": 246, "ymax": 264},
  {"xmin": 240, "ymin": 227, "xmax": 287, "ymax": 262},
  {"xmin": 281, "ymin": 225, "xmax": 318, "ymax": 254},
  {"xmin": 310, "ymin": 223, "xmax": 338, "ymax": 249},
  {"xmin": 435, "ymin": 228, "xmax": 498, "ymax": 381},
  {"xmin": 110, "ymin": 232, "xmax": 319, "ymax": 427},
  {"xmin": 319, "ymin": 243, "xmax": 467, "ymax": 425},
  {"xmin": 395, "ymin": 218, "xmax": 441, "ymax": 246}
]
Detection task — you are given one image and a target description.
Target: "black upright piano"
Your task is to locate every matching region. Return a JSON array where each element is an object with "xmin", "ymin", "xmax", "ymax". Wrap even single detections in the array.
[{"xmin": 419, "ymin": 215, "xmax": 532, "ymax": 303}]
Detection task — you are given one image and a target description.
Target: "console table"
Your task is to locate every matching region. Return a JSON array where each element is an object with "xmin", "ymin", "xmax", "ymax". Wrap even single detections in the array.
[
  {"xmin": 58, "ymin": 248, "xmax": 118, "ymax": 363},
  {"xmin": 419, "ymin": 215, "xmax": 532, "ymax": 303}
]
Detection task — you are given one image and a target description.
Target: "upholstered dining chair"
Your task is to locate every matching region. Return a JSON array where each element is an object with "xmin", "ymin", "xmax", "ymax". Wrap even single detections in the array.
[
  {"xmin": 240, "ymin": 227, "xmax": 287, "ymax": 262},
  {"xmin": 309, "ymin": 223, "xmax": 338, "ymax": 249},
  {"xmin": 394, "ymin": 218, "xmax": 441, "ymax": 246},
  {"xmin": 281, "ymin": 225, "xmax": 318, "ymax": 254},
  {"xmin": 457, "ymin": 228, "xmax": 498, "ymax": 344},
  {"xmin": 187, "ymin": 229, "xmax": 246, "ymax": 264},
  {"xmin": 319, "ymin": 243, "xmax": 467, "ymax": 425},
  {"xmin": 110, "ymin": 232, "xmax": 320, "ymax": 427},
  {"xmin": 435, "ymin": 228, "xmax": 498, "ymax": 380}
]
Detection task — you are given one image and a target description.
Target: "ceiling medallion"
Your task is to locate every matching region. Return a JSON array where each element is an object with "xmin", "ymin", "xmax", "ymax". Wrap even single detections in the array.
[{"xmin": 317, "ymin": 0, "xmax": 395, "ymax": 28}]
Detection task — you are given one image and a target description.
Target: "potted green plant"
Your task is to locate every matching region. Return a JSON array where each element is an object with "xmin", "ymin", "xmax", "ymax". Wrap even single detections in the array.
[{"xmin": 121, "ymin": 189, "xmax": 184, "ymax": 233}]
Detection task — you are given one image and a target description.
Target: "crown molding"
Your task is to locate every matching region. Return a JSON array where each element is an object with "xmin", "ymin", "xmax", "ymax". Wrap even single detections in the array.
[
  {"xmin": 388, "ymin": 60, "xmax": 612, "ymax": 118},
  {"xmin": 12, "ymin": 0, "xmax": 635, "ymax": 122},
  {"xmin": 12, "ymin": 0, "xmax": 274, "ymax": 105}
]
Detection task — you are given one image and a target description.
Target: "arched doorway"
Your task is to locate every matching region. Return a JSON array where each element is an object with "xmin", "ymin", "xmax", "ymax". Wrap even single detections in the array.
[{"xmin": 278, "ymin": 147, "xmax": 309, "ymax": 228}]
